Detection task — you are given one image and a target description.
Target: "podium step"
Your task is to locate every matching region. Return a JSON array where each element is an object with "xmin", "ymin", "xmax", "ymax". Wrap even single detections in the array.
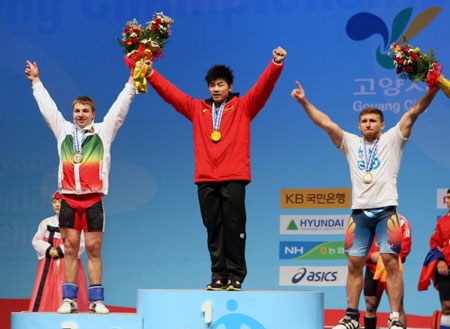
[
  {"xmin": 137, "ymin": 289, "xmax": 324, "ymax": 329},
  {"xmin": 12, "ymin": 290, "xmax": 324, "ymax": 329},
  {"xmin": 11, "ymin": 312, "xmax": 143, "ymax": 329}
]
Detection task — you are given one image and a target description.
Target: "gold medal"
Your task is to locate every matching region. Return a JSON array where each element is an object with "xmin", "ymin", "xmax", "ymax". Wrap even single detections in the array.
[
  {"xmin": 363, "ymin": 171, "xmax": 373, "ymax": 184},
  {"xmin": 211, "ymin": 130, "xmax": 222, "ymax": 142},
  {"xmin": 72, "ymin": 152, "xmax": 83, "ymax": 163}
]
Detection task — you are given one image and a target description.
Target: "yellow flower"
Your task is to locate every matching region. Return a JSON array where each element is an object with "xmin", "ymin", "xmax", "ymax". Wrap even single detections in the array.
[
  {"xmin": 414, "ymin": 47, "xmax": 420, "ymax": 53},
  {"xmin": 394, "ymin": 46, "xmax": 400, "ymax": 51}
]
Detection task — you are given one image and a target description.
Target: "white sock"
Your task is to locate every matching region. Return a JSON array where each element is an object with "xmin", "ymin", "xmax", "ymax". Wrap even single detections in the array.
[
  {"xmin": 441, "ymin": 314, "xmax": 450, "ymax": 328},
  {"xmin": 390, "ymin": 312, "xmax": 400, "ymax": 319}
]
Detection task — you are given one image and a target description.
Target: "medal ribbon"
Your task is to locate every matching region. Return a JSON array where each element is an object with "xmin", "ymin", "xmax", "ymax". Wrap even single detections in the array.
[
  {"xmin": 363, "ymin": 138, "xmax": 379, "ymax": 172},
  {"xmin": 73, "ymin": 125, "xmax": 88, "ymax": 153},
  {"xmin": 212, "ymin": 101, "xmax": 226, "ymax": 132}
]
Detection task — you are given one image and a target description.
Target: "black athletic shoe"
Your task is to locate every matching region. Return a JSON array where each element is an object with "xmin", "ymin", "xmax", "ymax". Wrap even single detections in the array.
[
  {"xmin": 226, "ymin": 280, "xmax": 242, "ymax": 291},
  {"xmin": 206, "ymin": 279, "xmax": 226, "ymax": 291}
]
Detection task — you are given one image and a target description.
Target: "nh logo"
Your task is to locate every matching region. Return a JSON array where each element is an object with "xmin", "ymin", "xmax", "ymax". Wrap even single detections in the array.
[{"xmin": 285, "ymin": 246, "xmax": 304, "ymax": 255}]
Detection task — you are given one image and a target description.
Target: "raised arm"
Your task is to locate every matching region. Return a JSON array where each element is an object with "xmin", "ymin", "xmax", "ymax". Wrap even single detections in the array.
[
  {"xmin": 25, "ymin": 60, "xmax": 66, "ymax": 138},
  {"xmin": 127, "ymin": 74, "xmax": 135, "ymax": 87},
  {"xmin": 398, "ymin": 89, "xmax": 437, "ymax": 138},
  {"xmin": 144, "ymin": 59, "xmax": 196, "ymax": 121},
  {"xmin": 272, "ymin": 46, "xmax": 287, "ymax": 65},
  {"xmin": 100, "ymin": 75, "xmax": 136, "ymax": 142},
  {"xmin": 25, "ymin": 60, "xmax": 41, "ymax": 85},
  {"xmin": 241, "ymin": 47, "xmax": 286, "ymax": 119},
  {"xmin": 291, "ymin": 81, "xmax": 343, "ymax": 148}
]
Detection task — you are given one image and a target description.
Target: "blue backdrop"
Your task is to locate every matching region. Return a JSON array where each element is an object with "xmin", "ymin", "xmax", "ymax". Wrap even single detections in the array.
[{"xmin": 1, "ymin": 0, "xmax": 449, "ymax": 316}]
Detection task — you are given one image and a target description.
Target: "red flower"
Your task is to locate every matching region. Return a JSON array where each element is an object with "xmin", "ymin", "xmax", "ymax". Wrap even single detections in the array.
[
  {"xmin": 137, "ymin": 43, "xmax": 146, "ymax": 53},
  {"xmin": 396, "ymin": 66, "xmax": 402, "ymax": 74},
  {"xmin": 409, "ymin": 52, "xmax": 417, "ymax": 61},
  {"xmin": 153, "ymin": 49, "xmax": 163, "ymax": 59},
  {"xmin": 404, "ymin": 65, "xmax": 413, "ymax": 72},
  {"xmin": 154, "ymin": 17, "xmax": 161, "ymax": 24},
  {"xmin": 401, "ymin": 46, "xmax": 409, "ymax": 53},
  {"xmin": 131, "ymin": 37, "xmax": 139, "ymax": 44},
  {"xmin": 133, "ymin": 28, "xmax": 140, "ymax": 34},
  {"xmin": 395, "ymin": 57, "xmax": 404, "ymax": 65},
  {"xmin": 125, "ymin": 27, "xmax": 130, "ymax": 34},
  {"xmin": 152, "ymin": 24, "xmax": 159, "ymax": 31}
]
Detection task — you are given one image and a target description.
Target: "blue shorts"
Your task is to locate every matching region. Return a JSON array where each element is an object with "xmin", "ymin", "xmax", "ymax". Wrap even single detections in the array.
[{"xmin": 345, "ymin": 206, "xmax": 402, "ymax": 257}]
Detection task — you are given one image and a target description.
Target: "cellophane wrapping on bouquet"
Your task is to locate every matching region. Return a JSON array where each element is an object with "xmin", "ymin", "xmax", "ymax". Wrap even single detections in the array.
[{"xmin": 117, "ymin": 13, "xmax": 174, "ymax": 93}]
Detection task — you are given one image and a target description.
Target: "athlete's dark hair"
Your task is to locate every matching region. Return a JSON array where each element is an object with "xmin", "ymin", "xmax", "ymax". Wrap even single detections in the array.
[
  {"xmin": 205, "ymin": 65, "xmax": 234, "ymax": 85},
  {"xmin": 447, "ymin": 188, "xmax": 450, "ymax": 194}
]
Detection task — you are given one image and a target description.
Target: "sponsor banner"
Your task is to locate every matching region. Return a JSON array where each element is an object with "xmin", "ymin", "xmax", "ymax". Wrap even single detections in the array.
[
  {"xmin": 437, "ymin": 188, "xmax": 448, "ymax": 209},
  {"xmin": 280, "ymin": 214, "xmax": 349, "ymax": 235},
  {"xmin": 279, "ymin": 266, "xmax": 348, "ymax": 287},
  {"xmin": 279, "ymin": 241, "xmax": 346, "ymax": 260},
  {"xmin": 281, "ymin": 188, "xmax": 351, "ymax": 209}
]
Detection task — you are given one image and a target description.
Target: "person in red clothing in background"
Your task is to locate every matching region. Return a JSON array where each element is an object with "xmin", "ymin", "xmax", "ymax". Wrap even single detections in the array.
[
  {"xmin": 28, "ymin": 191, "xmax": 89, "ymax": 312},
  {"xmin": 363, "ymin": 214, "xmax": 411, "ymax": 329},
  {"xmin": 429, "ymin": 189, "xmax": 450, "ymax": 329},
  {"xmin": 144, "ymin": 47, "xmax": 287, "ymax": 291}
]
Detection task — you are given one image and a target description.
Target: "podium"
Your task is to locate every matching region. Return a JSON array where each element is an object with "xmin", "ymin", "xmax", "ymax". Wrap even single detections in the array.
[
  {"xmin": 11, "ymin": 312, "xmax": 143, "ymax": 329},
  {"xmin": 138, "ymin": 289, "xmax": 324, "ymax": 329},
  {"xmin": 12, "ymin": 289, "xmax": 323, "ymax": 329}
]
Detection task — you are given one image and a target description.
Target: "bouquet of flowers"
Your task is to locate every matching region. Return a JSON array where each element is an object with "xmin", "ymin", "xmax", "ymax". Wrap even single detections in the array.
[
  {"xmin": 117, "ymin": 12, "xmax": 174, "ymax": 93},
  {"xmin": 390, "ymin": 41, "xmax": 450, "ymax": 98}
]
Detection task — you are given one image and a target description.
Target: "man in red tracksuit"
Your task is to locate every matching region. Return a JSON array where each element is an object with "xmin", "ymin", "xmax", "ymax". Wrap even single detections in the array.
[
  {"xmin": 363, "ymin": 215, "xmax": 411, "ymax": 329},
  {"xmin": 429, "ymin": 189, "xmax": 450, "ymax": 329},
  {"xmin": 145, "ymin": 47, "xmax": 286, "ymax": 290}
]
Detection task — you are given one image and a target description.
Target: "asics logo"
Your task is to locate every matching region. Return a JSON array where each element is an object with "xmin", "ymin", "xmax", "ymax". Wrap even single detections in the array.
[{"xmin": 291, "ymin": 267, "xmax": 338, "ymax": 283}]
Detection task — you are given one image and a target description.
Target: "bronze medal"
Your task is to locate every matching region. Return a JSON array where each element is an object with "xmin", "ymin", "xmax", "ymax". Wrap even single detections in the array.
[{"xmin": 72, "ymin": 152, "xmax": 83, "ymax": 163}]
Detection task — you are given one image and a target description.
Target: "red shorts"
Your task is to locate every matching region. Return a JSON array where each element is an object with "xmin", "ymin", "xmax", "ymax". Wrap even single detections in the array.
[{"xmin": 59, "ymin": 194, "xmax": 104, "ymax": 232}]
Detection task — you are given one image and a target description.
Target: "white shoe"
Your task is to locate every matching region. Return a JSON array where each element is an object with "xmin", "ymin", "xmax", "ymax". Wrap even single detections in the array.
[
  {"xmin": 333, "ymin": 316, "xmax": 360, "ymax": 329},
  {"xmin": 57, "ymin": 298, "xmax": 78, "ymax": 314},
  {"xmin": 388, "ymin": 317, "xmax": 405, "ymax": 329},
  {"xmin": 89, "ymin": 300, "xmax": 109, "ymax": 314}
]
